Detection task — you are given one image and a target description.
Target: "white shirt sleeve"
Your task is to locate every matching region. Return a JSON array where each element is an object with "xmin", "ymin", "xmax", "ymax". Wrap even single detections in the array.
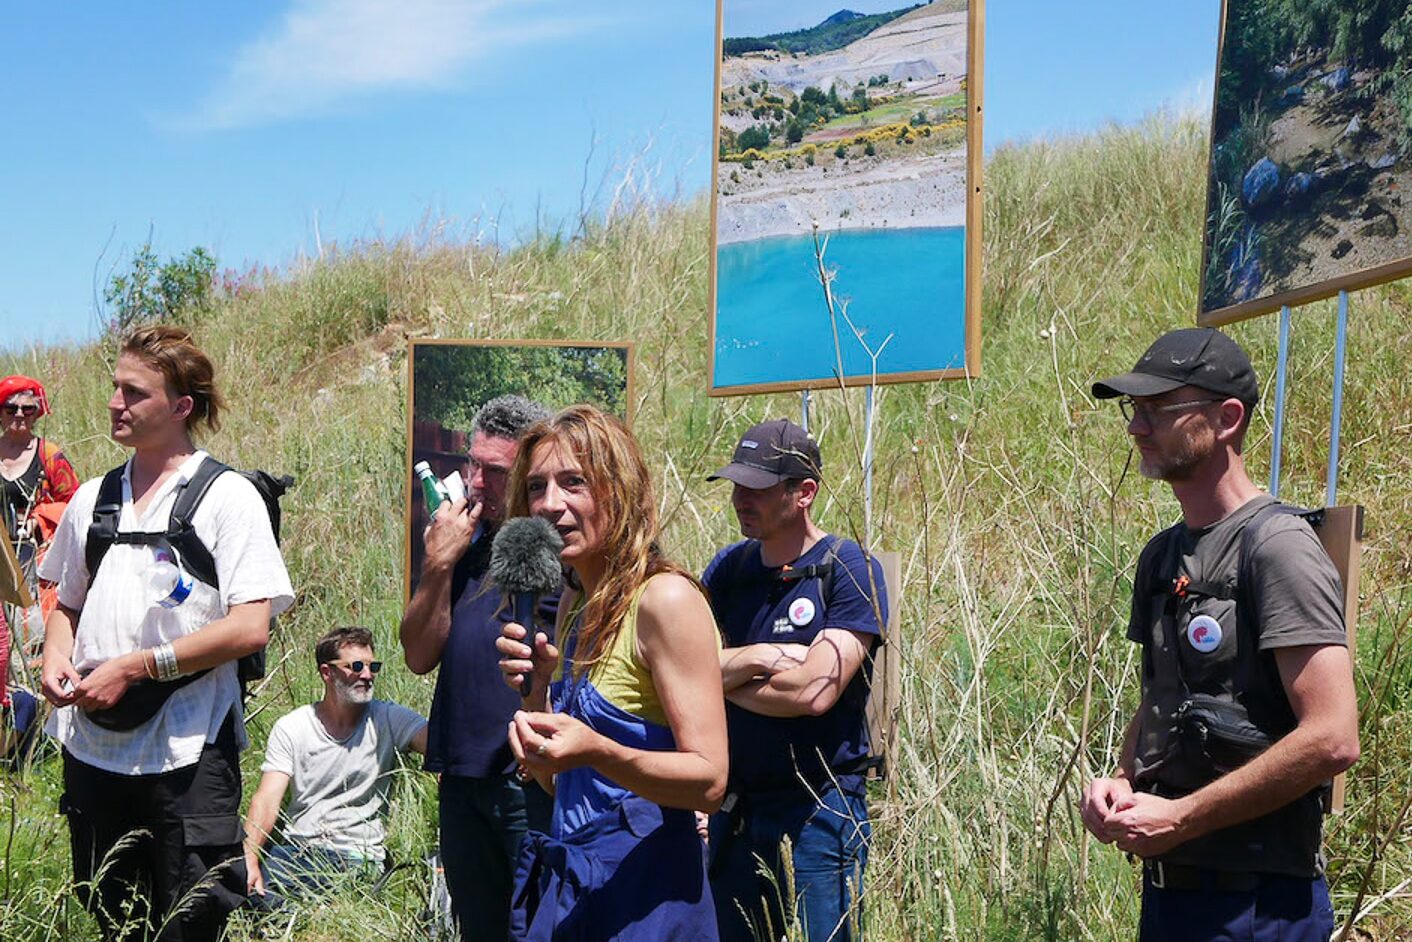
[
  {"xmin": 37, "ymin": 478, "xmax": 100, "ymax": 611},
  {"xmin": 384, "ymin": 702, "xmax": 428, "ymax": 752}
]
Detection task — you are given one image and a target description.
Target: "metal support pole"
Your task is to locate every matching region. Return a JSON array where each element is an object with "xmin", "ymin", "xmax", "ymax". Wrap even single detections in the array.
[
  {"xmin": 863, "ymin": 385, "xmax": 876, "ymax": 548},
  {"xmin": 801, "ymin": 389, "xmax": 812, "ymax": 433},
  {"xmin": 1326, "ymin": 291, "xmax": 1349, "ymax": 507},
  {"xmin": 1270, "ymin": 305, "xmax": 1292, "ymax": 498}
]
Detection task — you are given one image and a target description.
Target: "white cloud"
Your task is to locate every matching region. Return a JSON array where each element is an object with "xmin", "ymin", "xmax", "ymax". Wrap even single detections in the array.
[{"xmin": 186, "ymin": 0, "xmax": 592, "ymax": 130}]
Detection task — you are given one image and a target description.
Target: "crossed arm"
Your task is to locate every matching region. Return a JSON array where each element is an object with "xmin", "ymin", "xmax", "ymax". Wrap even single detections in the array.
[
  {"xmin": 1081, "ymin": 643, "xmax": 1359, "ymax": 857},
  {"xmin": 720, "ymin": 628, "xmax": 872, "ymax": 718}
]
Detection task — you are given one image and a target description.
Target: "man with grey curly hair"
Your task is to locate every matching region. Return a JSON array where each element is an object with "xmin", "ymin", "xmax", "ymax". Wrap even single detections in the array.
[
  {"xmin": 399, "ymin": 392, "xmax": 555, "ymax": 941},
  {"xmin": 473, "ymin": 394, "xmax": 551, "ymax": 441}
]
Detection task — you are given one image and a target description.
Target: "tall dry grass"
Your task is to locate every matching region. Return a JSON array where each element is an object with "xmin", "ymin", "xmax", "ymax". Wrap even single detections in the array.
[{"xmin": 1, "ymin": 115, "xmax": 1409, "ymax": 940}]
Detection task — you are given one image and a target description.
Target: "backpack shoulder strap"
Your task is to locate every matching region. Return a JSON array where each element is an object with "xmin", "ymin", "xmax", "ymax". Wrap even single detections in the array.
[
  {"xmin": 819, "ymin": 536, "xmax": 839, "ymax": 610},
  {"xmin": 166, "ymin": 457, "xmax": 230, "ymax": 589},
  {"xmin": 84, "ymin": 466, "xmax": 128, "ymax": 584},
  {"xmin": 1233, "ymin": 500, "xmax": 1319, "ymax": 660},
  {"xmin": 1237, "ymin": 502, "xmax": 1317, "ymax": 584}
]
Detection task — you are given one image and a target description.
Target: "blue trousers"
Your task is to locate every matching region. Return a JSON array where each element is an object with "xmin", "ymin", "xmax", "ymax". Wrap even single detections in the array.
[
  {"xmin": 709, "ymin": 783, "xmax": 869, "ymax": 942},
  {"xmin": 440, "ymin": 773, "xmax": 552, "ymax": 942},
  {"xmin": 259, "ymin": 843, "xmax": 373, "ymax": 900},
  {"xmin": 1139, "ymin": 870, "xmax": 1335, "ymax": 941}
]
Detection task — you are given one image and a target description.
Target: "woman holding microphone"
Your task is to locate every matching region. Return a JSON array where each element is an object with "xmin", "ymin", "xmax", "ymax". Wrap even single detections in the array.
[{"xmin": 497, "ymin": 405, "xmax": 726, "ymax": 941}]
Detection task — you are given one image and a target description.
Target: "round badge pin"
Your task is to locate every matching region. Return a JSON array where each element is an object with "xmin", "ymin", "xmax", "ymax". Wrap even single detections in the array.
[
  {"xmin": 788, "ymin": 597, "xmax": 816, "ymax": 627},
  {"xmin": 1186, "ymin": 614, "xmax": 1223, "ymax": 653}
]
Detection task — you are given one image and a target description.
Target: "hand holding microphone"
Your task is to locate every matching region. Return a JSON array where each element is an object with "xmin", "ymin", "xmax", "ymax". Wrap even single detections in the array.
[{"xmin": 491, "ymin": 516, "xmax": 564, "ymax": 697}]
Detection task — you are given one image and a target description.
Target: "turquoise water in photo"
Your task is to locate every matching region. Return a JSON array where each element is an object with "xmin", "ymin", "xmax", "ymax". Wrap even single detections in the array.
[{"xmin": 714, "ymin": 226, "xmax": 968, "ymax": 389}]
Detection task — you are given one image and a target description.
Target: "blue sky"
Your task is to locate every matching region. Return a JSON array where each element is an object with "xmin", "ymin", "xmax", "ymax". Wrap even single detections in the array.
[{"xmin": 0, "ymin": 0, "xmax": 1219, "ymax": 347}]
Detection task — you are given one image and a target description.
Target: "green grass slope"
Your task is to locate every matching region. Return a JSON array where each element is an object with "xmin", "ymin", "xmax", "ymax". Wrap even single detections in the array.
[{"xmin": 2, "ymin": 116, "xmax": 1409, "ymax": 940}]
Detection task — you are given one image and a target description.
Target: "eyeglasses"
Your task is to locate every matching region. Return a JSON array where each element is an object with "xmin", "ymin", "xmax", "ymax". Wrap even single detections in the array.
[
  {"xmin": 468, "ymin": 457, "xmax": 509, "ymax": 479},
  {"xmin": 330, "ymin": 659, "xmax": 382, "ymax": 674},
  {"xmin": 2, "ymin": 404, "xmax": 39, "ymax": 417},
  {"xmin": 1118, "ymin": 397, "xmax": 1222, "ymax": 424}
]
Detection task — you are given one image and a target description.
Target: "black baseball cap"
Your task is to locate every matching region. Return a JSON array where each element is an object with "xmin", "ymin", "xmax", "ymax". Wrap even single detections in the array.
[
  {"xmin": 1092, "ymin": 328, "xmax": 1260, "ymax": 405},
  {"xmin": 708, "ymin": 418, "xmax": 822, "ymax": 489}
]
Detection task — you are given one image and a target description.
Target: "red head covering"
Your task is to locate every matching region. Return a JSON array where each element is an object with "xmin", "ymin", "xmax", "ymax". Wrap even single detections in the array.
[{"xmin": 0, "ymin": 375, "xmax": 50, "ymax": 416}]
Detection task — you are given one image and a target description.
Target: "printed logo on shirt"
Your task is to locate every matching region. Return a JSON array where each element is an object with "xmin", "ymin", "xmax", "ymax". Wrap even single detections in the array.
[
  {"xmin": 1186, "ymin": 614, "xmax": 1223, "ymax": 653},
  {"xmin": 788, "ymin": 597, "xmax": 816, "ymax": 627},
  {"xmin": 771, "ymin": 617, "xmax": 794, "ymax": 635}
]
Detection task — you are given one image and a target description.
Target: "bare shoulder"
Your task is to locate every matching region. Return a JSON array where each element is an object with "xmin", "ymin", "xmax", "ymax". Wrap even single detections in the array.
[
  {"xmin": 638, "ymin": 571, "xmax": 707, "ymax": 611},
  {"xmin": 636, "ymin": 572, "xmax": 714, "ymax": 644}
]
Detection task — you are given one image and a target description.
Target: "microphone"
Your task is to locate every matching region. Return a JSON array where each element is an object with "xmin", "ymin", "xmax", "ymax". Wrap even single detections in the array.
[{"xmin": 490, "ymin": 516, "xmax": 564, "ymax": 697}]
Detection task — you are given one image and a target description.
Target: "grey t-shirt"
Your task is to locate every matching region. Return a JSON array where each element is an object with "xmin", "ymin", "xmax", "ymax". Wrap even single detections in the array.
[
  {"xmin": 1127, "ymin": 495, "xmax": 1347, "ymax": 875},
  {"xmin": 262, "ymin": 700, "xmax": 426, "ymax": 861}
]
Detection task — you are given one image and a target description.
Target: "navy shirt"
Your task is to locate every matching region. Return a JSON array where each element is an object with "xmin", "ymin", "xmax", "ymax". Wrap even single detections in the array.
[
  {"xmin": 424, "ymin": 530, "xmax": 560, "ymax": 778},
  {"xmin": 703, "ymin": 535, "xmax": 886, "ymax": 791}
]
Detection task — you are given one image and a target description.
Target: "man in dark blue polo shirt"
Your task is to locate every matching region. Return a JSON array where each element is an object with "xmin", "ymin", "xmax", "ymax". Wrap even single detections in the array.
[
  {"xmin": 399, "ymin": 395, "xmax": 557, "ymax": 942},
  {"xmin": 704, "ymin": 418, "xmax": 887, "ymax": 942}
]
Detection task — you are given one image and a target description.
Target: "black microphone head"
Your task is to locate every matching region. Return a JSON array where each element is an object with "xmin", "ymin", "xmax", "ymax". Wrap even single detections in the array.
[{"xmin": 490, "ymin": 516, "xmax": 565, "ymax": 596}]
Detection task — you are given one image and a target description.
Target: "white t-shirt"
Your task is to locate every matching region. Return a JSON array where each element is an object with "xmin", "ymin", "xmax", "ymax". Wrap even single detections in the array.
[
  {"xmin": 39, "ymin": 451, "xmax": 295, "ymax": 774},
  {"xmin": 262, "ymin": 700, "xmax": 427, "ymax": 861}
]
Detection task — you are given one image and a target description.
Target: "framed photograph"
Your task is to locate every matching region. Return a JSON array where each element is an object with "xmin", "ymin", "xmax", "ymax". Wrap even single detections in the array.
[
  {"xmin": 1201, "ymin": 0, "xmax": 1412, "ymax": 325},
  {"xmin": 708, "ymin": 0, "xmax": 983, "ymax": 395},
  {"xmin": 405, "ymin": 339, "xmax": 634, "ymax": 599}
]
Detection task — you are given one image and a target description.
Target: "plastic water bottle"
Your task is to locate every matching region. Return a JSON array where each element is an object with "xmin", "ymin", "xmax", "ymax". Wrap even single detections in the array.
[
  {"xmin": 414, "ymin": 461, "xmax": 448, "ymax": 515},
  {"xmin": 148, "ymin": 546, "xmax": 192, "ymax": 609}
]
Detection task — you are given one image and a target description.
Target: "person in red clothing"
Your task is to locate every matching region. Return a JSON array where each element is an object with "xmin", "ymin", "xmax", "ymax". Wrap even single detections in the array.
[{"xmin": 0, "ymin": 374, "xmax": 78, "ymax": 703}]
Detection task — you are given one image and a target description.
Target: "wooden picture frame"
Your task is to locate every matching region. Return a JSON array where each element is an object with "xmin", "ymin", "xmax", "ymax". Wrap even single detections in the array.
[
  {"xmin": 708, "ymin": 0, "xmax": 983, "ymax": 395},
  {"xmin": 404, "ymin": 339, "xmax": 635, "ymax": 601},
  {"xmin": 1199, "ymin": 0, "xmax": 1412, "ymax": 326},
  {"xmin": 0, "ymin": 528, "xmax": 32, "ymax": 610},
  {"xmin": 1309, "ymin": 505, "xmax": 1363, "ymax": 812},
  {"xmin": 865, "ymin": 550, "xmax": 901, "ymax": 784}
]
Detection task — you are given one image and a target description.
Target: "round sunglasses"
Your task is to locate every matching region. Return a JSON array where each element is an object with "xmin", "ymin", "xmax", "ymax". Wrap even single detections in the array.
[{"xmin": 329, "ymin": 659, "xmax": 383, "ymax": 674}]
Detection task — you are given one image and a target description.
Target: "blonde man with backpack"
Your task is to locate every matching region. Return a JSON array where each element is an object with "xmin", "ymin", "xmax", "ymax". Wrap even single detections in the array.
[{"xmin": 39, "ymin": 325, "xmax": 293, "ymax": 942}]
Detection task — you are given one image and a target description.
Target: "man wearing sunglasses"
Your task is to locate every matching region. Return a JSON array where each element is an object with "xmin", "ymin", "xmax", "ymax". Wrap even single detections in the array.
[
  {"xmin": 1081, "ymin": 328, "xmax": 1358, "ymax": 941},
  {"xmin": 243, "ymin": 626, "xmax": 426, "ymax": 901}
]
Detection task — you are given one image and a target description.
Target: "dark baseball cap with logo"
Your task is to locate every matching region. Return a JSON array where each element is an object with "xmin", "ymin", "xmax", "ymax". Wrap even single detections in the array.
[
  {"xmin": 1092, "ymin": 327, "xmax": 1260, "ymax": 405},
  {"xmin": 708, "ymin": 418, "xmax": 822, "ymax": 489}
]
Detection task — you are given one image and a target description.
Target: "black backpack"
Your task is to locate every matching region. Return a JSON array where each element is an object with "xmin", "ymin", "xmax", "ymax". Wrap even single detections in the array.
[{"xmin": 85, "ymin": 457, "xmax": 292, "ymax": 695}]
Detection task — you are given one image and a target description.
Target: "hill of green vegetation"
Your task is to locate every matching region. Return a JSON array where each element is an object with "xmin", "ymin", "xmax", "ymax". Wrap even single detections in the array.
[
  {"xmin": 723, "ymin": 5, "xmax": 923, "ymax": 58},
  {"xmin": 2, "ymin": 116, "xmax": 1409, "ymax": 940}
]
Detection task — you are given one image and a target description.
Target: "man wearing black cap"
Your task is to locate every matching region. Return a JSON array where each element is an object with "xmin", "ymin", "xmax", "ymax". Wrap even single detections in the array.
[
  {"xmin": 1081, "ymin": 328, "xmax": 1358, "ymax": 941},
  {"xmin": 703, "ymin": 418, "xmax": 888, "ymax": 942}
]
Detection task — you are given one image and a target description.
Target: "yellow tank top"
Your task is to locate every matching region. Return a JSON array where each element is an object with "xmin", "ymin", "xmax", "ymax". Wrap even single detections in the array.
[{"xmin": 557, "ymin": 576, "xmax": 717, "ymax": 727}]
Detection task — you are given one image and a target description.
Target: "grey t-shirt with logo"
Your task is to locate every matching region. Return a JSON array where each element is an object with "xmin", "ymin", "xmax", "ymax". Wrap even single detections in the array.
[{"xmin": 1126, "ymin": 495, "xmax": 1347, "ymax": 876}]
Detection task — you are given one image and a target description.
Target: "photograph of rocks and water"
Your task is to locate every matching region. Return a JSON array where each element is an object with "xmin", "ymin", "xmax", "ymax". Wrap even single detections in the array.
[
  {"xmin": 710, "ymin": 0, "xmax": 977, "ymax": 393},
  {"xmin": 1202, "ymin": 0, "xmax": 1412, "ymax": 322}
]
